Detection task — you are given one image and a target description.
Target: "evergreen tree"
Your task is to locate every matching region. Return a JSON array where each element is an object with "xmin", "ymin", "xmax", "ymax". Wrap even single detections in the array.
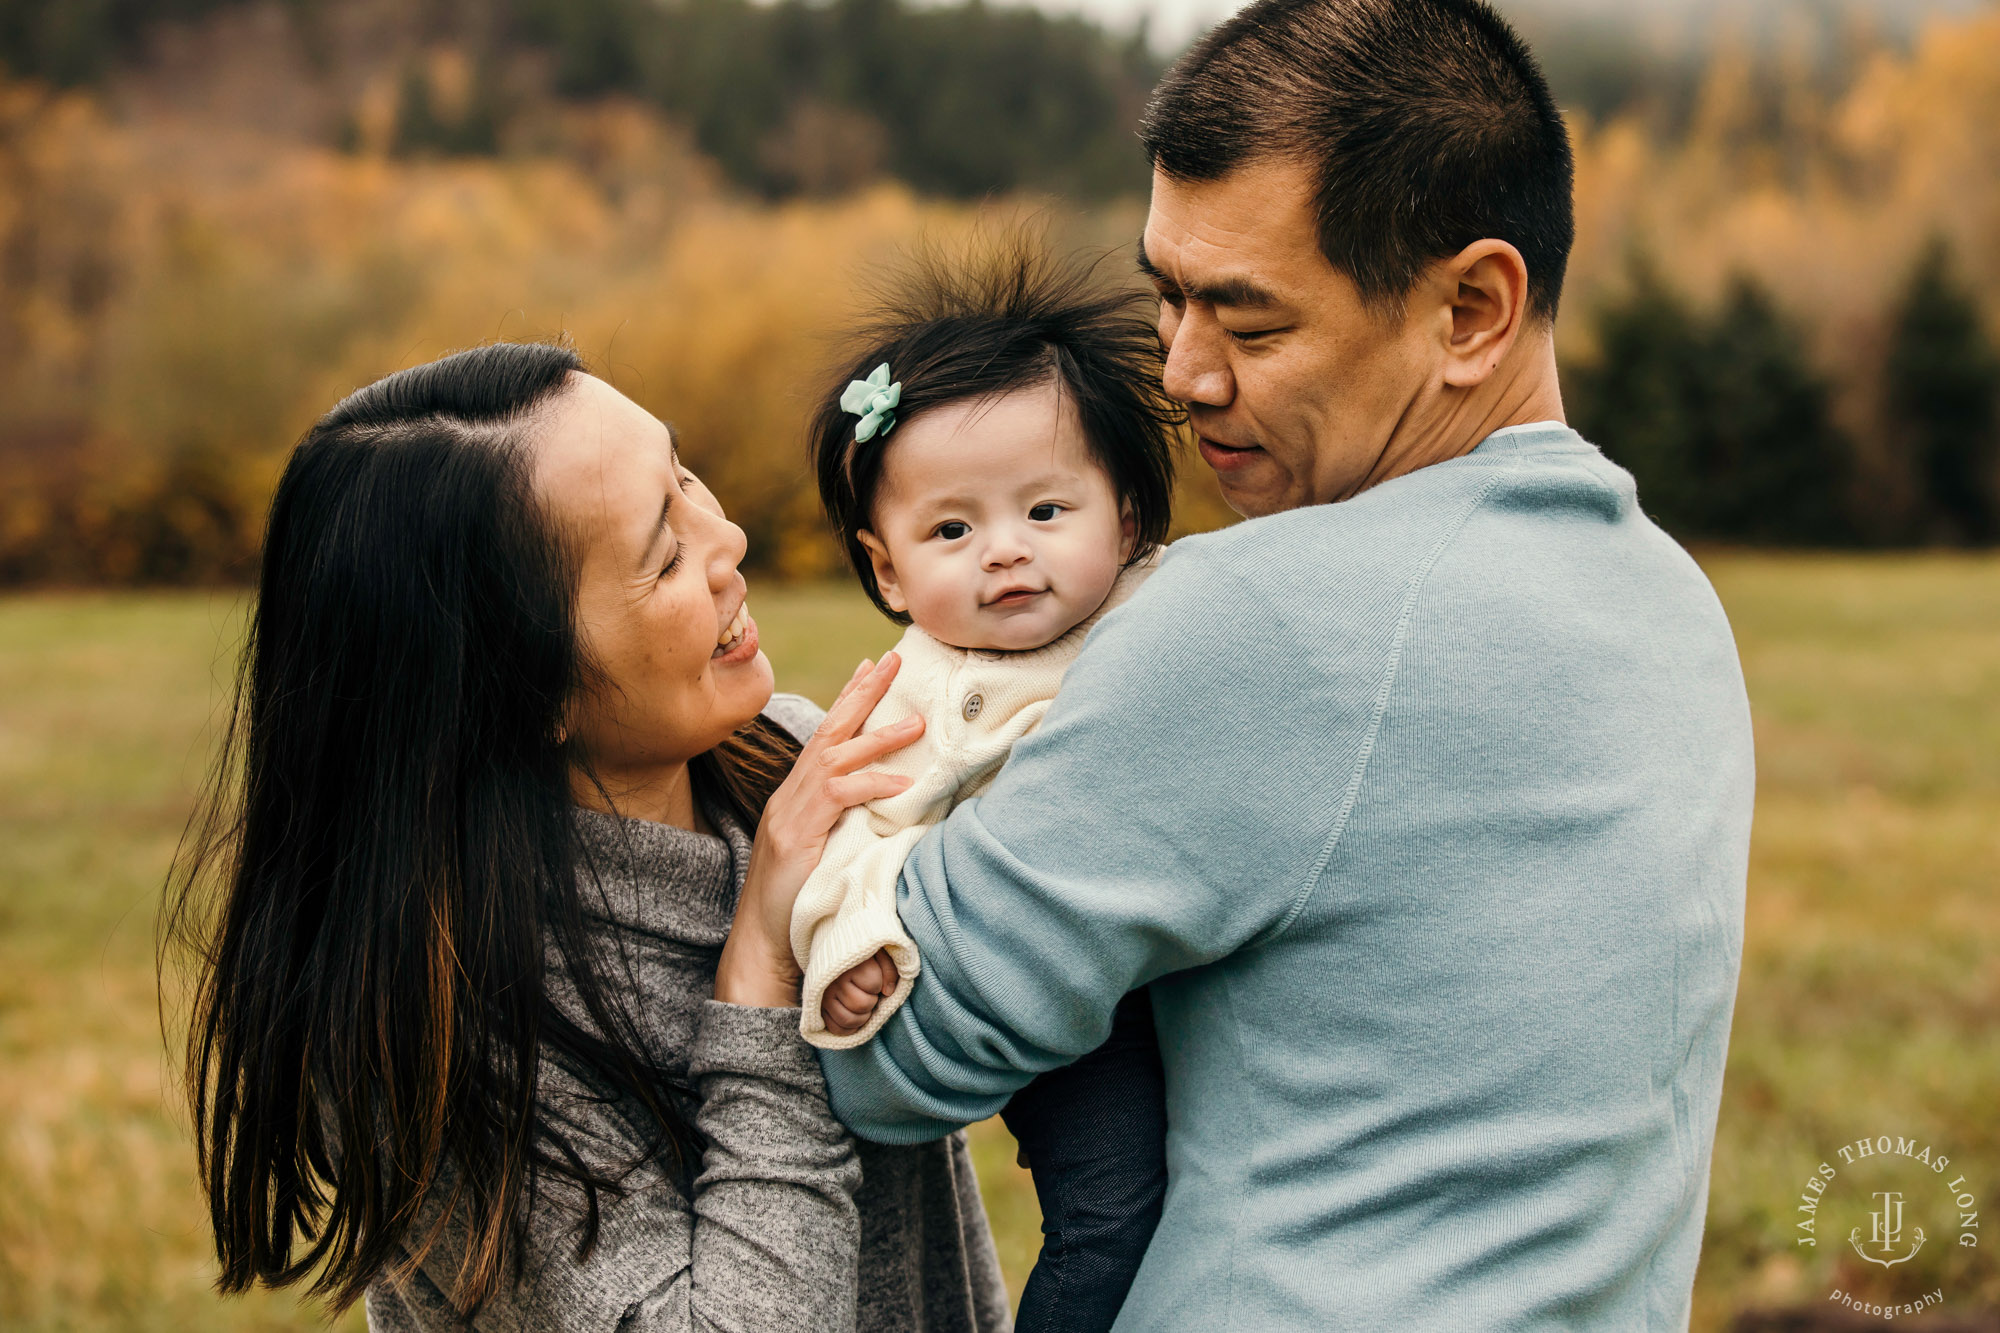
[
  {"xmin": 510, "ymin": 0, "xmax": 647, "ymax": 96},
  {"xmin": 3, "ymin": 0, "xmax": 1162, "ymax": 201},
  {"xmin": 1695, "ymin": 277, "xmax": 1851, "ymax": 544},
  {"xmin": 1572, "ymin": 260, "xmax": 1853, "ymax": 544},
  {"xmin": 627, "ymin": 0, "xmax": 1160, "ymax": 201},
  {"xmin": 1568, "ymin": 257, "xmax": 1709, "ymax": 534},
  {"xmin": 1884, "ymin": 237, "xmax": 2000, "ymax": 544},
  {"xmin": 391, "ymin": 61, "xmax": 501, "ymax": 157}
]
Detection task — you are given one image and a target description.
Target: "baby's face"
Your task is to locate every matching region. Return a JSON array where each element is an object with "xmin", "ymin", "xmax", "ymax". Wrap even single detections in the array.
[{"xmin": 859, "ymin": 379, "xmax": 1135, "ymax": 652}]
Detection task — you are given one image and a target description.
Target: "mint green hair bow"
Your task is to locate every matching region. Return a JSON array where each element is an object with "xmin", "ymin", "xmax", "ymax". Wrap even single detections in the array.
[{"xmin": 839, "ymin": 363, "xmax": 902, "ymax": 443}]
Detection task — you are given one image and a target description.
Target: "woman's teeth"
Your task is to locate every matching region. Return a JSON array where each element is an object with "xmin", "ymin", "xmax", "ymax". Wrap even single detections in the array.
[{"xmin": 716, "ymin": 603, "xmax": 749, "ymax": 650}]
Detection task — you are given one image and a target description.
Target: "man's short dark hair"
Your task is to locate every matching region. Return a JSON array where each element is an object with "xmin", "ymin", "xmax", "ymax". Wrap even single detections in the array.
[
  {"xmin": 1139, "ymin": 0, "xmax": 1575, "ymax": 321},
  {"xmin": 810, "ymin": 241, "xmax": 1181, "ymax": 624}
]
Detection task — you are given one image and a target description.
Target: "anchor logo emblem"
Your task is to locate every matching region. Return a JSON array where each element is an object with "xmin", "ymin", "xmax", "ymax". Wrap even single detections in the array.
[{"xmin": 1849, "ymin": 1191, "xmax": 1926, "ymax": 1268}]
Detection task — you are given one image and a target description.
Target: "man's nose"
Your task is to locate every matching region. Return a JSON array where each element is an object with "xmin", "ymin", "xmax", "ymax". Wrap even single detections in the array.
[{"xmin": 1161, "ymin": 311, "xmax": 1233, "ymax": 408}]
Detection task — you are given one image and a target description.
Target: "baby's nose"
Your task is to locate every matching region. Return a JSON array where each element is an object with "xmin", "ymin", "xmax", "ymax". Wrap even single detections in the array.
[{"xmin": 981, "ymin": 533, "xmax": 1033, "ymax": 568}]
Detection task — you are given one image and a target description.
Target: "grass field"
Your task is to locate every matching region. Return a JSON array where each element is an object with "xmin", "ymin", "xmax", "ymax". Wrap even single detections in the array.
[{"xmin": 2, "ymin": 555, "xmax": 1996, "ymax": 1329}]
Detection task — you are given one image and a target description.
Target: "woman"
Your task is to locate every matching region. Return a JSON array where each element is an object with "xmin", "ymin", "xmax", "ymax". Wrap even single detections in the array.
[{"xmin": 166, "ymin": 342, "xmax": 1011, "ymax": 1330}]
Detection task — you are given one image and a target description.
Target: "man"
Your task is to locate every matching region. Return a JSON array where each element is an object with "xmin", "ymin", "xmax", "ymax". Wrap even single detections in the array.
[{"xmin": 819, "ymin": 0, "xmax": 1755, "ymax": 1326}]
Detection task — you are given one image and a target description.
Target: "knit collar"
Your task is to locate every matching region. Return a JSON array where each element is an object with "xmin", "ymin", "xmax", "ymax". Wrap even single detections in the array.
[
  {"xmin": 1470, "ymin": 421, "xmax": 1587, "ymax": 454},
  {"xmin": 570, "ymin": 793, "xmax": 754, "ymax": 950}
]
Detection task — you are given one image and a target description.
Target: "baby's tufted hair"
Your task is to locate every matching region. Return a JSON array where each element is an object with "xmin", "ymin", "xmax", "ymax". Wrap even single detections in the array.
[{"xmin": 810, "ymin": 236, "xmax": 1183, "ymax": 623}]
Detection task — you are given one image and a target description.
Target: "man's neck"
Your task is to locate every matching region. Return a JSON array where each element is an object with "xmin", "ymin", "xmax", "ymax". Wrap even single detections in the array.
[{"xmin": 1357, "ymin": 332, "xmax": 1566, "ymax": 497}]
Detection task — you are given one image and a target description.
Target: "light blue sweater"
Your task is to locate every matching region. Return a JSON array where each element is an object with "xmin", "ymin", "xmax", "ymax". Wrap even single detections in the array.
[{"xmin": 820, "ymin": 425, "xmax": 1754, "ymax": 1331}]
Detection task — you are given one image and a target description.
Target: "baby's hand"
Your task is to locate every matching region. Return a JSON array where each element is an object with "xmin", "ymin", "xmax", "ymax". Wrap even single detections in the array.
[{"xmin": 822, "ymin": 949, "xmax": 901, "ymax": 1038}]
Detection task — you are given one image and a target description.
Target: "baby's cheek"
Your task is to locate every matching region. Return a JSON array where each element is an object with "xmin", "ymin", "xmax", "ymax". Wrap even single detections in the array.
[
  {"xmin": 1064, "ymin": 531, "xmax": 1125, "ymax": 602},
  {"xmin": 902, "ymin": 558, "xmax": 967, "ymax": 618}
]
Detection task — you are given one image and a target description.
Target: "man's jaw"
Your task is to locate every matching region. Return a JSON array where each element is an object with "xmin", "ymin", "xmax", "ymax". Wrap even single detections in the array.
[{"xmin": 1195, "ymin": 431, "xmax": 1300, "ymax": 517}]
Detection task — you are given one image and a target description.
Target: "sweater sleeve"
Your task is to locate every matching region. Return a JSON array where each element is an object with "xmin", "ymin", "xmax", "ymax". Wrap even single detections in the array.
[
  {"xmin": 365, "ymin": 1004, "xmax": 864, "ymax": 1333},
  {"xmin": 791, "ymin": 625, "xmax": 1078, "ymax": 1050},
  {"xmin": 819, "ymin": 539, "xmax": 1400, "ymax": 1142},
  {"xmin": 789, "ymin": 628, "xmax": 953, "ymax": 1050},
  {"xmin": 795, "ymin": 819, "xmax": 933, "ymax": 1049},
  {"xmin": 615, "ymin": 1002, "xmax": 865, "ymax": 1332}
]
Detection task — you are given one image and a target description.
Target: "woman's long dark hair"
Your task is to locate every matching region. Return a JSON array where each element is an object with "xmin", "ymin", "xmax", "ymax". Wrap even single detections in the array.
[{"xmin": 161, "ymin": 342, "xmax": 800, "ymax": 1314}]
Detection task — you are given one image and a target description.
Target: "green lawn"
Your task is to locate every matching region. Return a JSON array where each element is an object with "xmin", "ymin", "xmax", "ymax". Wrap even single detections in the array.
[{"xmin": 1, "ymin": 557, "xmax": 1995, "ymax": 1329}]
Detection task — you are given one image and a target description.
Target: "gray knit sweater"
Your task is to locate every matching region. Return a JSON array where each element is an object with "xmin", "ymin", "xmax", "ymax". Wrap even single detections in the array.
[{"xmin": 364, "ymin": 697, "xmax": 1012, "ymax": 1333}]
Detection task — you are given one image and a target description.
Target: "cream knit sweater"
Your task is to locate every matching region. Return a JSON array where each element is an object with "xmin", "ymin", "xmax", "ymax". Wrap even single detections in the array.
[{"xmin": 792, "ymin": 561, "xmax": 1153, "ymax": 1049}]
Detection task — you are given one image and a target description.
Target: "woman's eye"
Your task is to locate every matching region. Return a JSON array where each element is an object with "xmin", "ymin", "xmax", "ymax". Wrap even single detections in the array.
[
  {"xmin": 1029, "ymin": 503, "xmax": 1062, "ymax": 521},
  {"xmin": 659, "ymin": 546, "xmax": 684, "ymax": 579},
  {"xmin": 935, "ymin": 521, "xmax": 970, "ymax": 541}
]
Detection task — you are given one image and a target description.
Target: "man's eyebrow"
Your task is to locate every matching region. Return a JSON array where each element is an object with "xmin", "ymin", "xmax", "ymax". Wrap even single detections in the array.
[
  {"xmin": 1134, "ymin": 240, "xmax": 1281, "ymax": 310},
  {"xmin": 1191, "ymin": 273, "xmax": 1282, "ymax": 309}
]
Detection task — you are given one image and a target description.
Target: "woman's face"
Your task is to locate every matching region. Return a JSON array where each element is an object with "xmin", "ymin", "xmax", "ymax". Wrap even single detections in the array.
[{"xmin": 532, "ymin": 373, "xmax": 774, "ymax": 797}]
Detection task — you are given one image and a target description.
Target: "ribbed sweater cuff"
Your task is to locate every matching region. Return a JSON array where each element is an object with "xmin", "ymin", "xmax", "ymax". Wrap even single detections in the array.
[
  {"xmin": 690, "ymin": 1001, "xmax": 829, "ymax": 1091},
  {"xmin": 797, "ymin": 907, "xmax": 922, "ymax": 1051}
]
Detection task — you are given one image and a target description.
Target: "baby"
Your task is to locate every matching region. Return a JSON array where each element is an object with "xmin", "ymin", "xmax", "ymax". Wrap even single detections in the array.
[{"xmin": 789, "ymin": 246, "xmax": 1181, "ymax": 1333}]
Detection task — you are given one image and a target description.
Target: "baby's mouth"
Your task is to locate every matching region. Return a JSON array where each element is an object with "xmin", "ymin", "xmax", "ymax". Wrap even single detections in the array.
[{"xmin": 987, "ymin": 588, "xmax": 1046, "ymax": 608}]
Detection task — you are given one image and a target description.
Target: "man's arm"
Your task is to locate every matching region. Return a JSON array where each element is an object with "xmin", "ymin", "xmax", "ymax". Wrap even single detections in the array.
[{"xmin": 818, "ymin": 537, "xmax": 1403, "ymax": 1141}]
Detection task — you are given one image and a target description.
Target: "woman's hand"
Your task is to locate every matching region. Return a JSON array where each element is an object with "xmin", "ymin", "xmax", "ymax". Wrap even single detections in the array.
[{"xmin": 714, "ymin": 655, "xmax": 924, "ymax": 1008}]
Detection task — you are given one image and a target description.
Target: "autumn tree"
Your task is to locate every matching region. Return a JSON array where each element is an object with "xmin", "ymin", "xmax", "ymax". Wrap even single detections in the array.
[
  {"xmin": 1573, "ymin": 263, "xmax": 1853, "ymax": 544},
  {"xmin": 1885, "ymin": 238, "xmax": 2000, "ymax": 544},
  {"xmin": 1567, "ymin": 258, "xmax": 1709, "ymax": 535}
]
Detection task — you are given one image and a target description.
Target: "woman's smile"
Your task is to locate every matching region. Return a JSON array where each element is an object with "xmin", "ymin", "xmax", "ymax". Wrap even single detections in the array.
[{"xmin": 713, "ymin": 603, "xmax": 760, "ymax": 663}]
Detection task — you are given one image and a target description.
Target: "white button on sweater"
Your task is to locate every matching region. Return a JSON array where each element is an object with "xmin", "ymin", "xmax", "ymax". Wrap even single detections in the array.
[{"xmin": 791, "ymin": 560, "xmax": 1154, "ymax": 1048}]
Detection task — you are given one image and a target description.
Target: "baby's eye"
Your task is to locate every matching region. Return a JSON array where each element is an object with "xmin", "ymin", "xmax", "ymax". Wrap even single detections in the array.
[
  {"xmin": 1029, "ymin": 503, "xmax": 1063, "ymax": 521},
  {"xmin": 935, "ymin": 521, "xmax": 970, "ymax": 541}
]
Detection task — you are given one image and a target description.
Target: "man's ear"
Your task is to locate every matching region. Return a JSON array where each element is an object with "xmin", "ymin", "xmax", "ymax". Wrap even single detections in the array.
[
  {"xmin": 1436, "ymin": 238, "xmax": 1531, "ymax": 389},
  {"xmin": 856, "ymin": 531, "xmax": 908, "ymax": 613}
]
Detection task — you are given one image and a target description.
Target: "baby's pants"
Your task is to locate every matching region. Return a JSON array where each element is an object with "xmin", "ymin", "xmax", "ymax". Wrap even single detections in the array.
[{"xmin": 999, "ymin": 989, "xmax": 1169, "ymax": 1333}]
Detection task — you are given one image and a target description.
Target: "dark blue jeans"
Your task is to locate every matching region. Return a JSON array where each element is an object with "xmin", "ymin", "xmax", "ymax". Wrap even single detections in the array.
[{"xmin": 999, "ymin": 990, "xmax": 1169, "ymax": 1333}]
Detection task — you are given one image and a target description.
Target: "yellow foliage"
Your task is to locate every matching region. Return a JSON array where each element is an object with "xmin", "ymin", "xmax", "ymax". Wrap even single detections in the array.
[
  {"xmin": 0, "ymin": 86, "xmax": 1005, "ymax": 579},
  {"xmin": 1566, "ymin": 6, "xmax": 2000, "ymax": 364},
  {"xmin": 4, "ymin": 4, "xmax": 2000, "ymax": 581},
  {"xmin": 0, "ymin": 76, "xmax": 1194, "ymax": 582}
]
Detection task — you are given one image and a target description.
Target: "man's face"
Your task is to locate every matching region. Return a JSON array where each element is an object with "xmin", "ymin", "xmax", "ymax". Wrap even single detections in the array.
[{"xmin": 1141, "ymin": 157, "xmax": 1438, "ymax": 517}]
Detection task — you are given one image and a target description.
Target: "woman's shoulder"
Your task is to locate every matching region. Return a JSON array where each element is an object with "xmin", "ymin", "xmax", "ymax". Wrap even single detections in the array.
[{"xmin": 761, "ymin": 692, "xmax": 825, "ymax": 745}]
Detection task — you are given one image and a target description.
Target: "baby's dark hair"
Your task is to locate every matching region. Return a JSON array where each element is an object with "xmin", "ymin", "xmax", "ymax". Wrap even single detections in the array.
[{"xmin": 810, "ymin": 241, "xmax": 1182, "ymax": 623}]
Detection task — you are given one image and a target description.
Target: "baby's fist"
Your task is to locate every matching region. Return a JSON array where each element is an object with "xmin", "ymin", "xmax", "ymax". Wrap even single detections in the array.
[{"xmin": 822, "ymin": 949, "xmax": 901, "ymax": 1037}]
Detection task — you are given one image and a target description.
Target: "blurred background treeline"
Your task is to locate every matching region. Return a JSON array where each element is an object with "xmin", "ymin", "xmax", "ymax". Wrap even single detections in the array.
[
  {"xmin": 3, "ymin": 5, "xmax": 1998, "ymax": 1331},
  {"xmin": 0, "ymin": 0, "xmax": 1997, "ymax": 578}
]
